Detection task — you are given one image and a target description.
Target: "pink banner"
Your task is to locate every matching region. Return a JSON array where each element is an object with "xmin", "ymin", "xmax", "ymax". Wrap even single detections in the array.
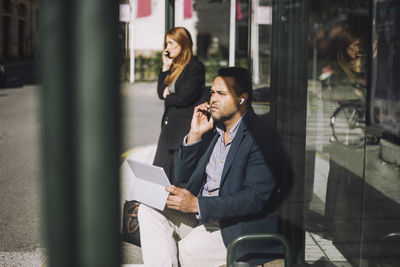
[
  {"xmin": 236, "ymin": 0, "xmax": 243, "ymax": 21},
  {"xmin": 184, "ymin": 0, "xmax": 192, "ymax": 19},
  {"xmin": 137, "ymin": 0, "xmax": 151, "ymax": 18}
]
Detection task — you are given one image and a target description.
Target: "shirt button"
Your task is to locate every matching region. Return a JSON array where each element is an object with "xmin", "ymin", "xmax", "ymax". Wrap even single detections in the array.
[
  {"xmin": 212, "ymin": 178, "xmax": 216, "ymax": 182},
  {"xmin": 164, "ymin": 120, "xmax": 168, "ymax": 125},
  {"xmin": 220, "ymin": 160, "xmax": 223, "ymax": 164},
  {"xmin": 208, "ymin": 192, "xmax": 212, "ymax": 196}
]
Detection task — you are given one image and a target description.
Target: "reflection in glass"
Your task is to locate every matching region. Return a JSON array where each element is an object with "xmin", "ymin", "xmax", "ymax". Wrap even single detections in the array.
[
  {"xmin": 362, "ymin": 0, "xmax": 400, "ymax": 266},
  {"xmin": 250, "ymin": 1, "xmax": 273, "ymax": 119},
  {"xmin": 330, "ymin": 98, "xmax": 365, "ymax": 147},
  {"xmin": 369, "ymin": 0, "xmax": 400, "ymax": 141},
  {"xmin": 304, "ymin": 0, "xmax": 400, "ymax": 266},
  {"xmin": 305, "ymin": 0, "xmax": 369, "ymax": 265}
]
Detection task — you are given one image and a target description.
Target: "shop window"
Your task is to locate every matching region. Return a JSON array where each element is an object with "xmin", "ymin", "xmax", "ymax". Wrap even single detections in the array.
[
  {"xmin": 18, "ymin": 3, "xmax": 27, "ymax": 17},
  {"xmin": 3, "ymin": 0, "xmax": 13, "ymax": 13}
]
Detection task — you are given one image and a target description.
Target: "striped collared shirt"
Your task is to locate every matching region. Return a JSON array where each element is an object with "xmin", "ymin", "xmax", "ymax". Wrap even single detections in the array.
[{"xmin": 201, "ymin": 116, "xmax": 243, "ymax": 197}]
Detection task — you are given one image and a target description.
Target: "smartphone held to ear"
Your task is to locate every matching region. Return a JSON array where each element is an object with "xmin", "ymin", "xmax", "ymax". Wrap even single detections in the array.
[{"xmin": 201, "ymin": 109, "xmax": 211, "ymax": 120}]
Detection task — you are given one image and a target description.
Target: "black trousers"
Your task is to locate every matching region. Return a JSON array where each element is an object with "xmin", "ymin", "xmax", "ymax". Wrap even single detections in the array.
[{"xmin": 153, "ymin": 129, "xmax": 179, "ymax": 184}]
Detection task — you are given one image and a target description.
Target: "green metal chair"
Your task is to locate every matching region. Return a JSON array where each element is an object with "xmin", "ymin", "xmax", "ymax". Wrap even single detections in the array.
[{"xmin": 226, "ymin": 233, "xmax": 292, "ymax": 267}]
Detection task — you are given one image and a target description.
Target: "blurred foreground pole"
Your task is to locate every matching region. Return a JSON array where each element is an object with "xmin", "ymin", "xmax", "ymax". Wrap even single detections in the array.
[
  {"xmin": 165, "ymin": 0, "xmax": 175, "ymax": 31},
  {"xmin": 40, "ymin": 0, "xmax": 121, "ymax": 266}
]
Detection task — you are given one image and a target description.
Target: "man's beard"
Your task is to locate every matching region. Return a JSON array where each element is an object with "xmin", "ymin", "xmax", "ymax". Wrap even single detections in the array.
[{"xmin": 212, "ymin": 112, "xmax": 235, "ymax": 130}]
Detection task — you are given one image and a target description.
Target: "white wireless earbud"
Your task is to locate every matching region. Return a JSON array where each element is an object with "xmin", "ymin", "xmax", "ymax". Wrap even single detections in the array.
[{"xmin": 240, "ymin": 98, "xmax": 245, "ymax": 105}]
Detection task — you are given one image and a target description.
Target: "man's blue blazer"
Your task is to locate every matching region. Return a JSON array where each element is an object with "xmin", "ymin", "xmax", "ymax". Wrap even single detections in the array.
[{"xmin": 175, "ymin": 108, "xmax": 288, "ymax": 265}]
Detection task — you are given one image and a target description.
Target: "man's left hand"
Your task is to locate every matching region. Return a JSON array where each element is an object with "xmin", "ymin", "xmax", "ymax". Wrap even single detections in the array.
[{"xmin": 166, "ymin": 186, "xmax": 199, "ymax": 213}]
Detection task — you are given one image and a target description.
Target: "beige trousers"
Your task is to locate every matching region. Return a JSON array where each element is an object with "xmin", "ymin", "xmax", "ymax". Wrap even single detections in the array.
[{"xmin": 138, "ymin": 204, "xmax": 227, "ymax": 267}]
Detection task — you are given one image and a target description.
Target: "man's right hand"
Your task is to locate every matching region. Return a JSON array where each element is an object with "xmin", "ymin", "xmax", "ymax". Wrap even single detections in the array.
[{"xmin": 187, "ymin": 103, "xmax": 214, "ymax": 144}]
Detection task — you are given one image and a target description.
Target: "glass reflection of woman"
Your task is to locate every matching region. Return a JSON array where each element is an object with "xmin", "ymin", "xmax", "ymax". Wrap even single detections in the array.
[
  {"xmin": 153, "ymin": 27, "xmax": 205, "ymax": 183},
  {"xmin": 334, "ymin": 19, "xmax": 368, "ymax": 98},
  {"xmin": 336, "ymin": 25, "xmax": 367, "ymax": 82},
  {"xmin": 319, "ymin": 15, "xmax": 369, "ymax": 98}
]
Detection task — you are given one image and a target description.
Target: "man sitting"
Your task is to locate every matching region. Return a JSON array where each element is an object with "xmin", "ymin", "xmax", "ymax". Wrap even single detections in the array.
[{"xmin": 138, "ymin": 67, "xmax": 288, "ymax": 267}]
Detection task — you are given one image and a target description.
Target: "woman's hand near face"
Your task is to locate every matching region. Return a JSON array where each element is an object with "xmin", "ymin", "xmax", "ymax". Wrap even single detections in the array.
[{"xmin": 162, "ymin": 50, "xmax": 172, "ymax": 71}]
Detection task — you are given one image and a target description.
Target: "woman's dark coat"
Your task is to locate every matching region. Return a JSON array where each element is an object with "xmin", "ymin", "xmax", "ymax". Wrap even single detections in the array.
[{"xmin": 153, "ymin": 57, "xmax": 205, "ymax": 181}]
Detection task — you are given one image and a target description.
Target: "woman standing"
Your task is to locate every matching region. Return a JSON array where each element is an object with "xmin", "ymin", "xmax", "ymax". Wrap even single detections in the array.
[{"xmin": 153, "ymin": 27, "xmax": 205, "ymax": 183}]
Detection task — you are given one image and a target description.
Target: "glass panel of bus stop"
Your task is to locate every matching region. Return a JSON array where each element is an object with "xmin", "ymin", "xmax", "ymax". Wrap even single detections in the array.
[
  {"xmin": 305, "ymin": 0, "xmax": 369, "ymax": 265},
  {"xmin": 304, "ymin": 0, "xmax": 400, "ymax": 265},
  {"xmin": 361, "ymin": 0, "xmax": 400, "ymax": 266}
]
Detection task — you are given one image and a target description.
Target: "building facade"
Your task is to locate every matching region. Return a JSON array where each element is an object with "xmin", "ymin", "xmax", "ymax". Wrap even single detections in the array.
[{"xmin": 0, "ymin": 0, "xmax": 38, "ymax": 61}]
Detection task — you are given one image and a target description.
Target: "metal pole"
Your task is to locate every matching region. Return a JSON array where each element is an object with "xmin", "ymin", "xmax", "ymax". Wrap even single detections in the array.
[
  {"xmin": 130, "ymin": 0, "xmax": 135, "ymax": 83},
  {"xmin": 165, "ymin": 0, "xmax": 175, "ymax": 32},
  {"xmin": 229, "ymin": 0, "xmax": 236, "ymax": 66},
  {"xmin": 30, "ymin": 0, "xmax": 33, "ymax": 57},
  {"xmin": 40, "ymin": 0, "xmax": 121, "ymax": 265},
  {"xmin": 247, "ymin": 0, "xmax": 253, "ymax": 72},
  {"xmin": 40, "ymin": 0, "xmax": 77, "ymax": 265},
  {"xmin": 125, "ymin": 22, "xmax": 128, "ymax": 56},
  {"xmin": 74, "ymin": 0, "xmax": 121, "ymax": 265},
  {"xmin": 251, "ymin": 0, "xmax": 260, "ymax": 84}
]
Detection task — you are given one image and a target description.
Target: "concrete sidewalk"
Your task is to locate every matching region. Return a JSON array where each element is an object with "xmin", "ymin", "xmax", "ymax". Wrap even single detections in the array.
[
  {"xmin": 0, "ymin": 144, "xmax": 154, "ymax": 267},
  {"xmin": 0, "ymin": 248, "xmax": 46, "ymax": 267}
]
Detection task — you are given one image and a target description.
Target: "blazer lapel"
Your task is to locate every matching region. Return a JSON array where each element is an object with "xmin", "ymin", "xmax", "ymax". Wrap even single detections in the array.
[{"xmin": 189, "ymin": 131, "xmax": 219, "ymax": 194}]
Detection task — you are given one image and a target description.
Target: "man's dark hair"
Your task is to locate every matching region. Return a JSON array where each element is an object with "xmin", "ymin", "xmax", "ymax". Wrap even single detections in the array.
[{"xmin": 217, "ymin": 67, "xmax": 253, "ymax": 104}]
